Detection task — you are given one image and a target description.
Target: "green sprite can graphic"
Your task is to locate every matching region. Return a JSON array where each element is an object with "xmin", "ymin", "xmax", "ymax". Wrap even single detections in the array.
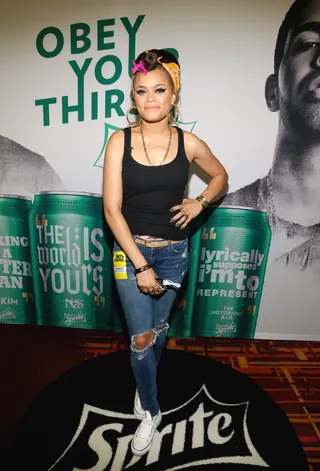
[
  {"xmin": 28, "ymin": 192, "xmax": 114, "ymax": 330},
  {"xmin": 192, "ymin": 206, "xmax": 271, "ymax": 338},
  {"xmin": 0, "ymin": 194, "xmax": 35, "ymax": 325}
]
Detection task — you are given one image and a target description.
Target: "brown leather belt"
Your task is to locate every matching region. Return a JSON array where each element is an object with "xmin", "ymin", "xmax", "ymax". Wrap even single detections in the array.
[{"xmin": 135, "ymin": 238, "xmax": 180, "ymax": 247}]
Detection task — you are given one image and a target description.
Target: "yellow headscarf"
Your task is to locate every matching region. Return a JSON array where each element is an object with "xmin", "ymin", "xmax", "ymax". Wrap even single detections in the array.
[{"xmin": 157, "ymin": 57, "xmax": 180, "ymax": 95}]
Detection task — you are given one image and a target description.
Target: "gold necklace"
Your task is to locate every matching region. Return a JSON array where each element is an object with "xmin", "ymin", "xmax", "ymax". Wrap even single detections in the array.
[{"xmin": 140, "ymin": 124, "xmax": 172, "ymax": 166}]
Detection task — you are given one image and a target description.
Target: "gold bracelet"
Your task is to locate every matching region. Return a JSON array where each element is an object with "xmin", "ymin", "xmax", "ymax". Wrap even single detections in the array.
[{"xmin": 196, "ymin": 195, "xmax": 209, "ymax": 209}]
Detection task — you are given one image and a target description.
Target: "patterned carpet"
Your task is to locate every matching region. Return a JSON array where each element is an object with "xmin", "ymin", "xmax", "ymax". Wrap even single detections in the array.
[
  {"xmin": 82, "ymin": 335, "xmax": 320, "ymax": 471},
  {"xmin": 0, "ymin": 324, "xmax": 319, "ymax": 469}
]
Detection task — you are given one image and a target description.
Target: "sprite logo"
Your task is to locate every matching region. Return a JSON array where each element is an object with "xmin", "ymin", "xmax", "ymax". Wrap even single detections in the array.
[
  {"xmin": 46, "ymin": 385, "xmax": 268, "ymax": 470},
  {"xmin": 64, "ymin": 312, "xmax": 87, "ymax": 325},
  {"xmin": 0, "ymin": 308, "xmax": 16, "ymax": 321},
  {"xmin": 214, "ymin": 322, "xmax": 237, "ymax": 336}
]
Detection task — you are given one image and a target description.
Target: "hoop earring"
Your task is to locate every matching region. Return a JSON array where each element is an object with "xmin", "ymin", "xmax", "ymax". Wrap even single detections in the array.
[
  {"xmin": 169, "ymin": 103, "xmax": 179, "ymax": 125},
  {"xmin": 126, "ymin": 106, "xmax": 141, "ymax": 127}
]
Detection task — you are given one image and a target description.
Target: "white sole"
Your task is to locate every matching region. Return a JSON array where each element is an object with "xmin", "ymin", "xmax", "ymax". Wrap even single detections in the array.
[{"xmin": 131, "ymin": 416, "xmax": 162, "ymax": 456}]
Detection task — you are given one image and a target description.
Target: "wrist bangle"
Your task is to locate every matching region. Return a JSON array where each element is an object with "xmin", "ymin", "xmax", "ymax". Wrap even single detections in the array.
[
  {"xmin": 134, "ymin": 263, "xmax": 152, "ymax": 275},
  {"xmin": 196, "ymin": 195, "xmax": 209, "ymax": 209}
]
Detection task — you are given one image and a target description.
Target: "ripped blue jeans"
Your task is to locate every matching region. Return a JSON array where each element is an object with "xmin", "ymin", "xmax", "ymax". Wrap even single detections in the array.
[{"xmin": 113, "ymin": 236, "xmax": 188, "ymax": 416}]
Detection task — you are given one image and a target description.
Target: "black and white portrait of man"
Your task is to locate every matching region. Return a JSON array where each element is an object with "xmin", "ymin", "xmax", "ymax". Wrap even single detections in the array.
[
  {"xmin": 0, "ymin": 134, "xmax": 63, "ymax": 198},
  {"xmin": 220, "ymin": 0, "xmax": 320, "ymax": 274}
]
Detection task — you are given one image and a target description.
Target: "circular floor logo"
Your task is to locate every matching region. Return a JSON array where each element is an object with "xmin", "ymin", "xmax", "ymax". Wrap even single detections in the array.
[{"xmin": 5, "ymin": 350, "xmax": 308, "ymax": 471}]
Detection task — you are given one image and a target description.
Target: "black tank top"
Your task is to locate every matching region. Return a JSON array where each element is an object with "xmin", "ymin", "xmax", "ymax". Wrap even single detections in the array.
[{"xmin": 122, "ymin": 126, "xmax": 190, "ymax": 240}]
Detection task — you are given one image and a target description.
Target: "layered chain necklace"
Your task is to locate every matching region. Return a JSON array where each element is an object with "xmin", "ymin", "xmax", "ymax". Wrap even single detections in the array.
[{"xmin": 140, "ymin": 124, "xmax": 172, "ymax": 166}]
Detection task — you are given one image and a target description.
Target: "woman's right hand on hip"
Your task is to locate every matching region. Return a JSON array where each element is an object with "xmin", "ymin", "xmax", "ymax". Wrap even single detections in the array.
[{"xmin": 136, "ymin": 269, "xmax": 160, "ymax": 295}]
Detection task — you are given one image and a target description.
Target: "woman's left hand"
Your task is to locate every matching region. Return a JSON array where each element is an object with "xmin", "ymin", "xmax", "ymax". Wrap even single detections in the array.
[{"xmin": 170, "ymin": 198, "xmax": 203, "ymax": 230}]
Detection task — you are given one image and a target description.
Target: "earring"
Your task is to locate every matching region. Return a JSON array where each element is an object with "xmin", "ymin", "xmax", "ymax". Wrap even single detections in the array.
[
  {"xmin": 126, "ymin": 106, "xmax": 141, "ymax": 127},
  {"xmin": 169, "ymin": 103, "xmax": 179, "ymax": 125}
]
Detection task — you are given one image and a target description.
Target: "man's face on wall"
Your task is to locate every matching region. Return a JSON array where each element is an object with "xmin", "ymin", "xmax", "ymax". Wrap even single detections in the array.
[{"xmin": 277, "ymin": 0, "xmax": 320, "ymax": 135}]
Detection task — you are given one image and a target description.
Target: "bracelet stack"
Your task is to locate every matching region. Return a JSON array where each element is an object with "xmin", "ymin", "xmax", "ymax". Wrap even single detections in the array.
[
  {"xmin": 134, "ymin": 263, "xmax": 152, "ymax": 276},
  {"xmin": 196, "ymin": 195, "xmax": 209, "ymax": 209}
]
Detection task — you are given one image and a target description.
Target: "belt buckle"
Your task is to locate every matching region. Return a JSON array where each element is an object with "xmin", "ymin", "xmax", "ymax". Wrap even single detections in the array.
[{"xmin": 135, "ymin": 238, "xmax": 153, "ymax": 247}]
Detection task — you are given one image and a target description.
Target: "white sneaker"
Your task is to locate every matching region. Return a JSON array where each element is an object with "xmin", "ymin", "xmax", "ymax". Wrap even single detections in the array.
[
  {"xmin": 131, "ymin": 410, "xmax": 162, "ymax": 456},
  {"xmin": 134, "ymin": 390, "xmax": 145, "ymax": 420}
]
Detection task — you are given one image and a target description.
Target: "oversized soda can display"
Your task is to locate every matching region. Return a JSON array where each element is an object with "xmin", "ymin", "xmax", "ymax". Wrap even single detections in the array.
[
  {"xmin": 28, "ymin": 192, "xmax": 115, "ymax": 330},
  {"xmin": 192, "ymin": 206, "xmax": 271, "ymax": 339},
  {"xmin": 0, "ymin": 194, "xmax": 35, "ymax": 325}
]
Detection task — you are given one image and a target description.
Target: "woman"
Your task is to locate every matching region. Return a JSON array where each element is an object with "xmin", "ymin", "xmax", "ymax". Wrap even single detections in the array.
[{"xmin": 103, "ymin": 49, "xmax": 228, "ymax": 456}]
